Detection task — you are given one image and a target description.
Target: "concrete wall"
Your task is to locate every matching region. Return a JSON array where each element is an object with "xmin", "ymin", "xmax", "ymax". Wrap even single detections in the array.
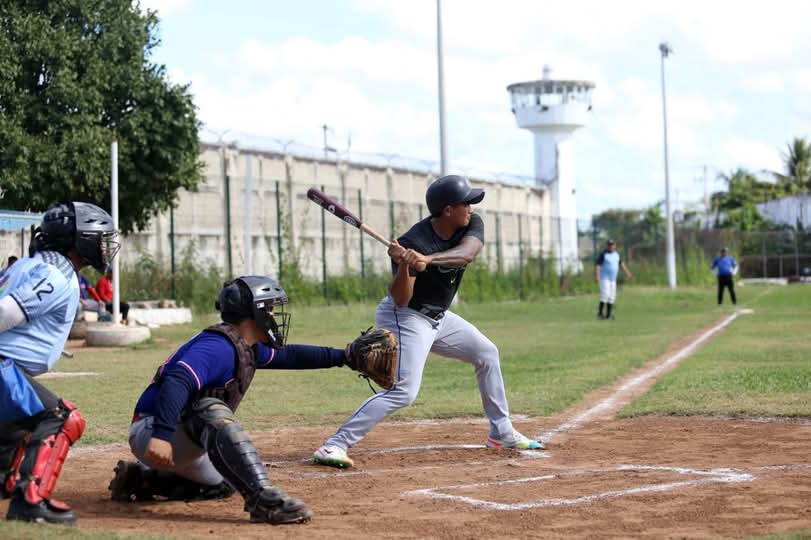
[{"xmin": 1, "ymin": 145, "xmax": 550, "ymax": 278}]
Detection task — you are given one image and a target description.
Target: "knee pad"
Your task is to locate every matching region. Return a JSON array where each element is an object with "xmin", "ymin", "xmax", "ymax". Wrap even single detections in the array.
[{"xmin": 182, "ymin": 398, "xmax": 269, "ymax": 498}]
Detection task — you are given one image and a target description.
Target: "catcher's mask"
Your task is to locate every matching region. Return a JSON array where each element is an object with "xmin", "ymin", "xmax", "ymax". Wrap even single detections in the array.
[
  {"xmin": 30, "ymin": 202, "xmax": 120, "ymax": 272},
  {"xmin": 215, "ymin": 275, "xmax": 290, "ymax": 348}
]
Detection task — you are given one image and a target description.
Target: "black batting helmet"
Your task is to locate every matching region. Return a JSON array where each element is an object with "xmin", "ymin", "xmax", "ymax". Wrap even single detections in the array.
[
  {"xmin": 425, "ymin": 174, "xmax": 485, "ymax": 217},
  {"xmin": 216, "ymin": 275, "xmax": 290, "ymax": 348},
  {"xmin": 30, "ymin": 202, "xmax": 120, "ymax": 273}
]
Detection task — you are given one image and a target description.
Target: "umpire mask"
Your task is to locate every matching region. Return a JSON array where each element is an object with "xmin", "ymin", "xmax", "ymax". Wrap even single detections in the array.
[{"xmin": 216, "ymin": 276, "xmax": 290, "ymax": 348}]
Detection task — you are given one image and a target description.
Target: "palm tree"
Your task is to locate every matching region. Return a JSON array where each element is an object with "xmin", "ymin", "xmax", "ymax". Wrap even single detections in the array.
[{"xmin": 772, "ymin": 137, "xmax": 811, "ymax": 191}]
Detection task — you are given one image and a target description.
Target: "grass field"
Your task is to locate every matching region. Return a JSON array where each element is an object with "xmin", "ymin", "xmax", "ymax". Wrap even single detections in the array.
[
  {"xmin": 38, "ymin": 284, "xmax": 810, "ymax": 447},
  {"xmin": 2, "ymin": 285, "xmax": 809, "ymax": 540}
]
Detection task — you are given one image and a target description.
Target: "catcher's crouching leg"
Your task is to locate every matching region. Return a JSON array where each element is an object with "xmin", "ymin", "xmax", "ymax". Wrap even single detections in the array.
[
  {"xmin": 183, "ymin": 398, "xmax": 312, "ymax": 525},
  {"xmin": 109, "ymin": 460, "xmax": 235, "ymax": 502}
]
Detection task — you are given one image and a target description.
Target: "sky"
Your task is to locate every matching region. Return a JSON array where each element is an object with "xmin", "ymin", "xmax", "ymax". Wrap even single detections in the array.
[{"xmin": 138, "ymin": 0, "xmax": 811, "ymax": 221}]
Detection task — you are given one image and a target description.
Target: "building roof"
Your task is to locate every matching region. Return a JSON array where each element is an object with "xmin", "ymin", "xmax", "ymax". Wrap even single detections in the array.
[{"xmin": 0, "ymin": 210, "xmax": 43, "ymax": 232}]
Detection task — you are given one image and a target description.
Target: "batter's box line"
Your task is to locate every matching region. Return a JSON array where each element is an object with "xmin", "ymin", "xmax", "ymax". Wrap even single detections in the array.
[
  {"xmin": 267, "ymin": 444, "xmax": 550, "ymax": 467},
  {"xmin": 401, "ymin": 464, "xmax": 755, "ymax": 511}
]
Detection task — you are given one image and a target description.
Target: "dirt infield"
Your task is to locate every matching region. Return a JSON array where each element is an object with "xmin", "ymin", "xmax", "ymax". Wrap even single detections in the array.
[
  {"xmin": 10, "ymin": 416, "xmax": 808, "ymax": 539},
  {"xmin": 3, "ymin": 313, "xmax": 810, "ymax": 539}
]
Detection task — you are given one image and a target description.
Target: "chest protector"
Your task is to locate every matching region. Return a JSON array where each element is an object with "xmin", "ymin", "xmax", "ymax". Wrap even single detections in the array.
[{"xmin": 196, "ymin": 323, "xmax": 258, "ymax": 412}]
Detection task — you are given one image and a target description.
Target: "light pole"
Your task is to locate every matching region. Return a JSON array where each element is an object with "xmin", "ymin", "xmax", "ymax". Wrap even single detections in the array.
[
  {"xmin": 659, "ymin": 42, "xmax": 677, "ymax": 289},
  {"xmin": 436, "ymin": 0, "xmax": 448, "ymax": 175}
]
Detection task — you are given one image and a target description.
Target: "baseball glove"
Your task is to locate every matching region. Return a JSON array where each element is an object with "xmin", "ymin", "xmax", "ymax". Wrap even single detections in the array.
[{"xmin": 344, "ymin": 327, "xmax": 398, "ymax": 390}]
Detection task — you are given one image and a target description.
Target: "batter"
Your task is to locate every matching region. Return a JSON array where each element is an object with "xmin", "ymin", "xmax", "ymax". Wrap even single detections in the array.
[{"xmin": 314, "ymin": 174, "xmax": 544, "ymax": 468}]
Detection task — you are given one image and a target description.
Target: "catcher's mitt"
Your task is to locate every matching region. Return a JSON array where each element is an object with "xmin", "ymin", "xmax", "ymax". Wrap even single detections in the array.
[{"xmin": 344, "ymin": 327, "xmax": 398, "ymax": 390}]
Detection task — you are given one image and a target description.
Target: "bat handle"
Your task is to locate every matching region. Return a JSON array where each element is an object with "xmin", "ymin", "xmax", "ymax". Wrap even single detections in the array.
[{"xmin": 360, "ymin": 225, "xmax": 427, "ymax": 272}]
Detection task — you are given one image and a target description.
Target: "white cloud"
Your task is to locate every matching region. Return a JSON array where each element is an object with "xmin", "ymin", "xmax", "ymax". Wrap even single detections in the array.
[
  {"xmin": 162, "ymin": 0, "xmax": 811, "ymax": 217},
  {"xmin": 739, "ymin": 72, "xmax": 785, "ymax": 93},
  {"xmin": 721, "ymin": 138, "xmax": 783, "ymax": 173}
]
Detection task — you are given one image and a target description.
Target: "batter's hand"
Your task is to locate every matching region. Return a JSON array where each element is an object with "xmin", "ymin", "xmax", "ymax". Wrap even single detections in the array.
[
  {"xmin": 387, "ymin": 239, "xmax": 407, "ymax": 262},
  {"xmin": 145, "ymin": 437, "xmax": 174, "ymax": 467},
  {"xmin": 402, "ymin": 249, "xmax": 430, "ymax": 272}
]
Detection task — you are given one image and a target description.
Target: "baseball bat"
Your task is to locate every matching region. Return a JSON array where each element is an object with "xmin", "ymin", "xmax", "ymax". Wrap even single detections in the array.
[{"xmin": 306, "ymin": 187, "xmax": 426, "ymax": 271}]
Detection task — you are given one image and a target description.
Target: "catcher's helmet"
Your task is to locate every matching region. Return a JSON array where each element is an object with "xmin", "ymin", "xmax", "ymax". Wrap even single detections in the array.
[
  {"xmin": 425, "ymin": 174, "xmax": 485, "ymax": 217},
  {"xmin": 216, "ymin": 275, "xmax": 290, "ymax": 348},
  {"xmin": 30, "ymin": 202, "xmax": 120, "ymax": 273}
]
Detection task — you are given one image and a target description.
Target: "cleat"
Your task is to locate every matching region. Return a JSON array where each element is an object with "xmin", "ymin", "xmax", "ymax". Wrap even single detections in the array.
[
  {"xmin": 6, "ymin": 497, "xmax": 77, "ymax": 524},
  {"xmin": 109, "ymin": 460, "xmax": 148, "ymax": 502},
  {"xmin": 246, "ymin": 487, "xmax": 312, "ymax": 525},
  {"xmin": 486, "ymin": 430, "xmax": 545, "ymax": 450},
  {"xmin": 313, "ymin": 445, "xmax": 354, "ymax": 469}
]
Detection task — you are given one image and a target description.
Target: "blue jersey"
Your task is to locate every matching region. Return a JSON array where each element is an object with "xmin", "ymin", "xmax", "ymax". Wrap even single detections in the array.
[
  {"xmin": 712, "ymin": 255, "xmax": 737, "ymax": 276},
  {"xmin": 134, "ymin": 331, "xmax": 345, "ymax": 440},
  {"xmin": 596, "ymin": 250, "xmax": 621, "ymax": 281},
  {"xmin": 0, "ymin": 251, "xmax": 79, "ymax": 376}
]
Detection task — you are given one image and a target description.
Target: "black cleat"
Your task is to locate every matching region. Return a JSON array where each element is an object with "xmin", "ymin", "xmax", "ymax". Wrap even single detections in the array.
[
  {"xmin": 6, "ymin": 497, "xmax": 77, "ymax": 525},
  {"xmin": 246, "ymin": 488, "xmax": 313, "ymax": 525}
]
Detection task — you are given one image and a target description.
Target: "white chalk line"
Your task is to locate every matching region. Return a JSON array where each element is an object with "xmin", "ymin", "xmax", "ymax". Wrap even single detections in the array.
[
  {"xmin": 39, "ymin": 371, "xmax": 99, "ymax": 379},
  {"xmin": 268, "ymin": 444, "xmax": 549, "ymax": 468},
  {"xmin": 270, "ymin": 311, "xmax": 739, "ymax": 475},
  {"xmin": 402, "ymin": 464, "xmax": 755, "ymax": 511},
  {"xmin": 538, "ymin": 311, "xmax": 740, "ymax": 443}
]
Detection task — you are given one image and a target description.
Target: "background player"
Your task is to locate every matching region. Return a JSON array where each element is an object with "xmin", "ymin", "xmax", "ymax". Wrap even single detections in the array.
[
  {"xmin": 313, "ymin": 174, "xmax": 543, "ymax": 469},
  {"xmin": 594, "ymin": 239, "xmax": 633, "ymax": 320},
  {"xmin": 0, "ymin": 202, "xmax": 119, "ymax": 524},
  {"xmin": 109, "ymin": 275, "xmax": 379, "ymax": 525},
  {"xmin": 711, "ymin": 246, "xmax": 738, "ymax": 305}
]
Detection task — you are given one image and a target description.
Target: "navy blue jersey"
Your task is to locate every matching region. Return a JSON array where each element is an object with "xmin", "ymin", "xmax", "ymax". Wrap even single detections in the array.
[
  {"xmin": 134, "ymin": 331, "xmax": 344, "ymax": 441},
  {"xmin": 394, "ymin": 213, "xmax": 484, "ymax": 312}
]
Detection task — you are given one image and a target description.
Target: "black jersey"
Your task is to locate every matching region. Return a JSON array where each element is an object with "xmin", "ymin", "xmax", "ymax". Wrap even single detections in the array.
[{"xmin": 392, "ymin": 213, "xmax": 485, "ymax": 313}]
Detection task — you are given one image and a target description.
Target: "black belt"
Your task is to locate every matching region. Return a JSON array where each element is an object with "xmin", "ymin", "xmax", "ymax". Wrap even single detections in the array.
[{"xmin": 416, "ymin": 306, "xmax": 445, "ymax": 321}]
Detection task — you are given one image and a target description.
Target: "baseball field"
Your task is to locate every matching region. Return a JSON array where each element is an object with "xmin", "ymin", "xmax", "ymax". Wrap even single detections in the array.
[{"xmin": 0, "ymin": 285, "xmax": 809, "ymax": 539}]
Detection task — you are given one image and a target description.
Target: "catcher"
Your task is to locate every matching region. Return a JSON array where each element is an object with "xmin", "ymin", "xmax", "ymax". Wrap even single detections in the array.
[{"xmin": 108, "ymin": 275, "xmax": 397, "ymax": 525}]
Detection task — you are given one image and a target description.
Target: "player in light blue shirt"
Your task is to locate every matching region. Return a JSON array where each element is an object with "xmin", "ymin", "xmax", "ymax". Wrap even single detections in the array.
[
  {"xmin": 595, "ymin": 239, "xmax": 633, "ymax": 320},
  {"xmin": 0, "ymin": 202, "xmax": 118, "ymax": 525}
]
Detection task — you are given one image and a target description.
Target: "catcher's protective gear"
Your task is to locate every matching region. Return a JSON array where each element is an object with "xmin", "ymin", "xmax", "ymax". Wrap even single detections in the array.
[
  {"xmin": 344, "ymin": 327, "xmax": 399, "ymax": 390},
  {"xmin": 216, "ymin": 276, "xmax": 290, "ymax": 348},
  {"xmin": 182, "ymin": 398, "xmax": 312, "ymax": 524},
  {"xmin": 108, "ymin": 460, "xmax": 235, "ymax": 502}
]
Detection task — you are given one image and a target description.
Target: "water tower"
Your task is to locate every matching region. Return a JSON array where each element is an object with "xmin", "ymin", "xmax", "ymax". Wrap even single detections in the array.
[{"xmin": 507, "ymin": 65, "xmax": 594, "ymax": 272}]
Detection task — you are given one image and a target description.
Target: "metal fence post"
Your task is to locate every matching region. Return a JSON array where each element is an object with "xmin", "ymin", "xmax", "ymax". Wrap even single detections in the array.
[
  {"xmin": 275, "ymin": 180, "xmax": 283, "ymax": 281},
  {"xmin": 761, "ymin": 236, "xmax": 767, "ymax": 278},
  {"xmin": 321, "ymin": 184, "xmax": 327, "ymax": 299},
  {"xmin": 170, "ymin": 206, "xmax": 176, "ymax": 300},
  {"xmin": 389, "ymin": 200, "xmax": 395, "ymax": 239},
  {"xmin": 795, "ymin": 230, "xmax": 800, "ymax": 276},
  {"xmin": 518, "ymin": 214, "xmax": 524, "ymax": 274},
  {"xmin": 496, "ymin": 212, "xmax": 503, "ymax": 273},
  {"xmin": 358, "ymin": 188, "xmax": 365, "ymax": 279}
]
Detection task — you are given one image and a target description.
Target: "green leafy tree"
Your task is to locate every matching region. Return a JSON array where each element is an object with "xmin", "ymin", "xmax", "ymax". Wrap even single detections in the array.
[
  {"xmin": 0, "ymin": 1, "xmax": 202, "ymax": 233},
  {"xmin": 772, "ymin": 137, "xmax": 811, "ymax": 191},
  {"xmin": 711, "ymin": 168, "xmax": 787, "ymax": 231}
]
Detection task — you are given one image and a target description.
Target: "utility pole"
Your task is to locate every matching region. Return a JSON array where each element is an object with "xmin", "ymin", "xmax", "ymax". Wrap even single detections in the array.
[
  {"xmin": 436, "ymin": 0, "xmax": 448, "ymax": 175},
  {"xmin": 659, "ymin": 42, "xmax": 677, "ymax": 289}
]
